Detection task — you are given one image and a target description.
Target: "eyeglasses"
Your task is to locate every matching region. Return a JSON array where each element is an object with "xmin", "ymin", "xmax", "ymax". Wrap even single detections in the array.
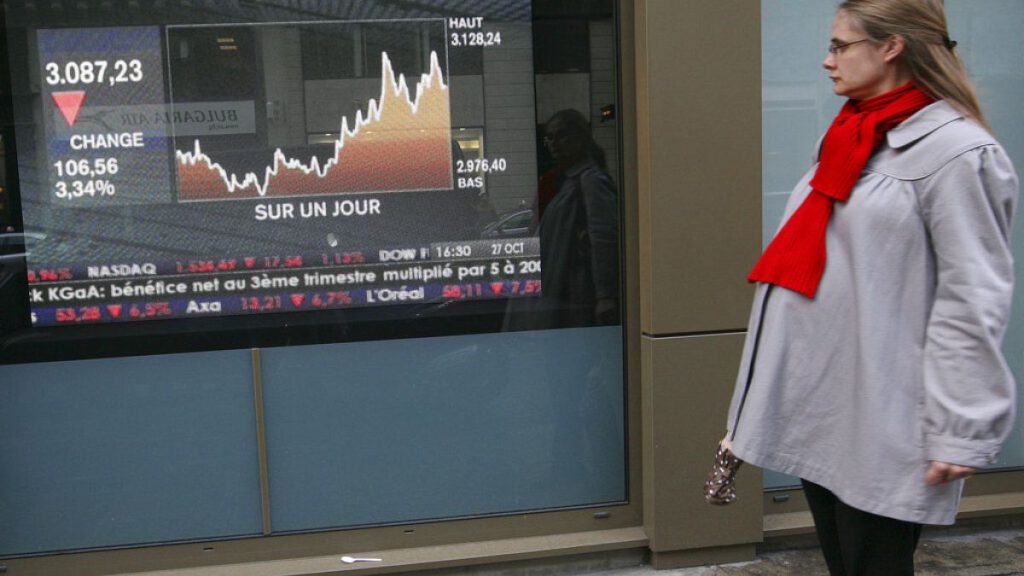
[
  {"xmin": 543, "ymin": 130, "xmax": 579, "ymax": 148},
  {"xmin": 827, "ymin": 38, "xmax": 870, "ymax": 55}
]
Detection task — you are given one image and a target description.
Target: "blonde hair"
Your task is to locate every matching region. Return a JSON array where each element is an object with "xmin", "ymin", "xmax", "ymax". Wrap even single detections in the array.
[{"xmin": 838, "ymin": 0, "xmax": 990, "ymax": 131}]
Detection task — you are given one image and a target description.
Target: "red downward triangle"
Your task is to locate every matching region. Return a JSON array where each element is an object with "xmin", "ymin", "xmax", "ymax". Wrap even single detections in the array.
[{"xmin": 52, "ymin": 91, "xmax": 87, "ymax": 127}]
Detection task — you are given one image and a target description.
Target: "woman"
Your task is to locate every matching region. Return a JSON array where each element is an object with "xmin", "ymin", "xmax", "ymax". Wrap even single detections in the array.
[
  {"xmin": 531, "ymin": 108, "xmax": 619, "ymax": 328},
  {"xmin": 723, "ymin": 1, "xmax": 1018, "ymax": 574}
]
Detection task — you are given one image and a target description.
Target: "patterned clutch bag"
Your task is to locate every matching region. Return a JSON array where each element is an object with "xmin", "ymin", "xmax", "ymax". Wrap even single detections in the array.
[{"xmin": 704, "ymin": 441, "xmax": 743, "ymax": 505}]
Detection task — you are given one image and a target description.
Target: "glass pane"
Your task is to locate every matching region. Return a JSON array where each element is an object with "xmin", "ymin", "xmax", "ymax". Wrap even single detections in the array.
[
  {"xmin": 946, "ymin": 0, "xmax": 1024, "ymax": 469},
  {"xmin": 0, "ymin": 350, "xmax": 262, "ymax": 555},
  {"xmin": 261, "ymin": 328, "xmax": 625, "ymax": 532},
  {"xmin": 0, "ymin": 0, "xmax": 626, "ymax": 554}
]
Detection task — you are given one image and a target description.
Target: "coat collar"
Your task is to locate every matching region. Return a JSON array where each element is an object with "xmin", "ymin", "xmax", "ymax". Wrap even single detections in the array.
[
  {"xmin": 885, "ymin": 100, "xmax": 962, "ymax": 149},
  {"xmin": 563, "ymin": 157, "xmax": 598, "ymax": 178}
]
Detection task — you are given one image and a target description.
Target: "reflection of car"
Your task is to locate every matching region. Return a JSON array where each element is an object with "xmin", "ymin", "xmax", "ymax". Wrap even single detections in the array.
[
  {"xmin": 481, "ymin": 208, "xmax": 532, "ymax": 239},
  {"xmin": 1, "ymin": 232, "xmax": 45, "ymax": 291},
  {"xmin": 0, "ymin": 232, "xmax": 45, "ymax": 264},
  {"xmin": 1, "ymin": 232, "xmax": 47, "ymax": 339},
  {"xmin": 1, "ymin": 233, "xmax": 45, "ymax": 328}
]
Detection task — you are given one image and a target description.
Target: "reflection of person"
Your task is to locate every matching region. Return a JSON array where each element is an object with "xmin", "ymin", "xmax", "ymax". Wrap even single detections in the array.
[
  {"xmin": 532, "ymin": 108, "xmax": 619, "ymax": 327},
  {"xmin": 498, "ymin": 110, "xmax": 622, "ymax": 500},
  {"xmin": 723, "ymin": 1, "xmax": 1018, "ymax": 574}
]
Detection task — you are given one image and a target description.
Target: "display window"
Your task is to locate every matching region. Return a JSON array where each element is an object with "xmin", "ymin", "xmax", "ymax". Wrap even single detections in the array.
[
  {"xmin": 0, "ymin": 0, "xmax": 628, "ymax": 558},
  {"xmin": 0, "ymin": 0, "xmax": 621, "ymax": 364}
]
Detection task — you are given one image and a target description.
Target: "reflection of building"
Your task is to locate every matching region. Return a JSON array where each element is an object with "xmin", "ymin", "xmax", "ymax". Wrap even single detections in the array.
[
  {"xmin": 176, "ymin": 50, "xmax": 454, "ymax": 199},
  {"xmin": 533, "ymin": 10, "xmax": 619, "ymax": 188},
  {"xmin": 163, "ymin": 17, "xmax": 542, "ymax": 213},
  {"xmin": 170, "ymin": 11, "xmax": 619, "ymax": 214}
]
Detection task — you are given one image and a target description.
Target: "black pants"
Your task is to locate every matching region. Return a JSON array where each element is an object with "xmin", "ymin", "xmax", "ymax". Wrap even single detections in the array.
[{"xmin": 801, "ymin": 480, "xmax": 923, "ymax": 576}]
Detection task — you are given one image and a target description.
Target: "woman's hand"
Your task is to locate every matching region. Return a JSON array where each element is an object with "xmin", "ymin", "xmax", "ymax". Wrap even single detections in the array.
[
  {"xmin": 925, "ymin": 461, "xmax": 977, "ymax": 486},
  {"xmin": 594, "ymin": 298, "xmax": 618, "ymax": 324}
]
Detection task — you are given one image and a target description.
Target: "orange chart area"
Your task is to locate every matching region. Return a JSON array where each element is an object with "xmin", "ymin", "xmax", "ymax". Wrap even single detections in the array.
[{"xmin": 176, "ymin": 51, "xmax": 453, "ymax": 201}]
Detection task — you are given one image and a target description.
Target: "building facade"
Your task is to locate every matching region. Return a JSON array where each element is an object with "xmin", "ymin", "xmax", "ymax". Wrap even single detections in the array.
[{"xmin": 0, "ymin": 2, "xmax": 1020, "ymax": 574}]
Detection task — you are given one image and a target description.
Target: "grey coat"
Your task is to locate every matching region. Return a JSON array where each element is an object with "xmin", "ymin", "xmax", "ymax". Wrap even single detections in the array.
[{"xmin": 726, "ymin": 101, "xmax": 1018, "ymax": 525}]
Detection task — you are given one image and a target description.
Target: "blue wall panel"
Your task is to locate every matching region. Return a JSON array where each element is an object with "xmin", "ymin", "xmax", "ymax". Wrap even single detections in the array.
[
  {"xmin": 260, "ymin": 327, "xmax": 626, "ymax": 532},
  {"xmin": 0, "ymin": 350, "xmax": 263, "ymax": 555}
]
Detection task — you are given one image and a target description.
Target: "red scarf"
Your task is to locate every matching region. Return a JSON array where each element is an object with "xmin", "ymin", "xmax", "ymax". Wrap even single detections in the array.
[{"xmin": 748, "ymin": 83, "xmax": 934, "ymax": 298}]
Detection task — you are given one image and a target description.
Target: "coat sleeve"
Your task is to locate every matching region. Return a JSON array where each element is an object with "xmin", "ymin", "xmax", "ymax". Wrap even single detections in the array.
[
  {"xmin": 579, "ymin": 168, "xmax": 620, "ymax": 301},
  {"xmin": 919, "ymin": 144, "xmax": 1018, "ymax": 468}
]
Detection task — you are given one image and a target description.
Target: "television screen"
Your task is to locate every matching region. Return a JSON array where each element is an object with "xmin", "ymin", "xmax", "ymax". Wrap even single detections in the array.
[{"xmin": 0, "ymin": 0, "xmax": 621, "ymax": 363}]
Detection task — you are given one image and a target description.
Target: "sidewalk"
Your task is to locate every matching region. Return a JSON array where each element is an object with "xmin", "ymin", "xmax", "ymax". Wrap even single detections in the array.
[
  {"xmin": 404, "ymin": 525, "xmax": 1024, "ymax": 576},
  {"xmin": 614, "ymin": 527, "xmax": 1024, "ymax": 576}
]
